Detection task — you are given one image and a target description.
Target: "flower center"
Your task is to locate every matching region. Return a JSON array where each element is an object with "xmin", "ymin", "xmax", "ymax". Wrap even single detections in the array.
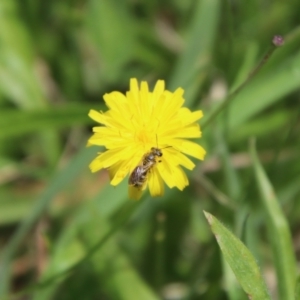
[{"xmin": 136, "ymin": 129, "xmax": 156, "ymax": 149}]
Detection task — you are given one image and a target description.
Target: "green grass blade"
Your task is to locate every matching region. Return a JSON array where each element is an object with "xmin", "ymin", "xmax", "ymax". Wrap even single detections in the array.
[
  {"xmin": 169, "ymin": 0, "xmax": 221, "ymax": 104},
  {"xmin": 0, "ymin": 1, "xmax": 46, "ymax": 109},
  {"xmin": 250, "ymin": 141, "xmax": 297, "ymax": 300},
  {"xmin": 0, "ymin": 147, "xmax": 97, "ymax": 296},
  {"xmin": 31, "ymin": 200, "xmax": 157, "ymax": 300},
  {"xmin": 0, "ymin": 104, "xmax": 104, "ymax": 140},
  {"xmin": 295, "ymin": 276, "xmax": 300, "ymax": 300},
  {"xmin": 86, "ymin": 0, "xmax": 137, "ymax": 83},
  {"xmin": 204, "ymin": 211, "xmax": 271, "ymax": 300},
  {"xmin": 227, "ymin": 50, "xmax": 300, "ymax": 130},
  {"xmin": 215, "ymin": 129, "xmax": 241, "ymax": 203}
]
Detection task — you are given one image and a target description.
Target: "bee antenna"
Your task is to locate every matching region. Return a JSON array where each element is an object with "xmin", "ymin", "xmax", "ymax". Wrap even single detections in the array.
[{"xmin": 155, "ymin": 134, "xmax": 172, "ymax": 150}]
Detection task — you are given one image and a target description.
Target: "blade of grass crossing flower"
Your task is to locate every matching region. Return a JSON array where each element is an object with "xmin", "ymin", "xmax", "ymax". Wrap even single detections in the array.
[
  {"xmin": 204, "ymin": 211, "xmax": 271, "ymax": 300},
  {"xmin": 250, "ymin": 141, "xmax": 296, "ymax": 300}
]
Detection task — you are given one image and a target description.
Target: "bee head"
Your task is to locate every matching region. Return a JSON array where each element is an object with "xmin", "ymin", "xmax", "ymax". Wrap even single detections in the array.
[{"xmin": 151, "ymin": 147, "xmax": 163, "ymax": 157}]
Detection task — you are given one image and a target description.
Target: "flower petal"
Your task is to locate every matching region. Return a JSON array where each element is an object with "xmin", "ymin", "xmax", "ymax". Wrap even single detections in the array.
[
  {"xmin": 160, "ymin": 123, "xmax": 201, "ymax": 139},
  {"xmin": 167, "ymin": 139, "xmax": 206, "ymax": 160},
  {"xmin": 140, "ymin": 81, "xmax": 151, "ymax": 120},
  {"xmin": 128, "ymin": 185, "xmax": 144, "ymax": 200},
  {"xmin": 89, "ymin": 154, "xmax": 103, "ymax": 173},
  {"xmin": 110, "ymin": 159, "xmax": 132, "ymax": 186},
  {"xmin": 157, "ymin": 160, "xmax": 189, "ymax": 190},
  {"xmin": 178, "ymin": 109, "xmax": 203, "ymax": 125},
  {"xmin": 103, "ymin": 92, "xmax": 127, "ymax": 112},
  {"xmin": 89, "ymin": 129, "xmax": 135, "ymax": 149},
  {"xmin": 89, "ymin": 147, "xmax": 132, "ymax": 171},
  {"xmin": 164, "ymin": 149, "xmax": 195, "ymax": 170},
  {"xmin": 89, "ymin": 109, "xmax": 124, "ymax": 129},
  {"xmin": 157, "ymin": 160, "xmax": 176, "ymax": 189},
  {"xmin": 148, "ymin": 167, "xmax": 164, "ymax": 197},
  {"xmin": 151, "ymin": 80, "xmax": 165, "ymax": 108},
  {"xmin": 171, "ymin": 166, "xmax": 189, "ymax": 190}
]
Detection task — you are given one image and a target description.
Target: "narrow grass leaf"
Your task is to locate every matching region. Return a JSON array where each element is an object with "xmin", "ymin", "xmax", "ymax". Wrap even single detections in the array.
[
  {"xmin": 230, "ymin": 110, "xmax": 294, "ymax": 143},
  {"xmin": 31, "ymin": 201, "xmax": 157, "ymax": 300},
  {"xmin": 227, "ymin": 50, "xmax": 300, "ymax": 130},
  {"xmin": 215, "ymin": 128, "xmax": 241, "ymax": 203},
  {"xmin": 204, "ymin": 211, "xmax": 271, "ymax": 300},
  {"xmin": 295, "ymin": 276, "xmax": 300, "ymax": 300},
  {"xmin": 0, "ymin": 1, "xmax": 46, "ymax": 109},
  {"xmin": 169, "ymin": 0, "xmax": 221, "ymax": 104},
  {"xmin": 0, "ymin": 104, "xmax": 103, "ymax": 140},
  {"xmin": 86, "ymin": 0, "xmax": 136, "ymax": 82},
  {"xmin": 250, "ymin": 141, "xmax": 297, "ymax": 300},
  {"xmin": 0, "ymin": 147, "xmax": 97, "ymax": 295}
]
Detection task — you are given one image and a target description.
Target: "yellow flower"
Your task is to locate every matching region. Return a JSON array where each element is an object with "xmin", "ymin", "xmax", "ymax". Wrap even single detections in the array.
[{"xmin": 88, "ymin": 78, "xmax": 206, "ymax": 200}]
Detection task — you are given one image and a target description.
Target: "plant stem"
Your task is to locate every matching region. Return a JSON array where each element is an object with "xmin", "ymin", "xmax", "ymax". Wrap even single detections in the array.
[{"xmin": 202, "ymin": 35, "xmax": 284, "ymax": 130}]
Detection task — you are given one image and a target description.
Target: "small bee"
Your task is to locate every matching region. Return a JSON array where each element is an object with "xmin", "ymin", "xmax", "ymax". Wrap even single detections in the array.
[{"xmin": 128, "ymin": 147, "xmax": 164, "ymax": 189}]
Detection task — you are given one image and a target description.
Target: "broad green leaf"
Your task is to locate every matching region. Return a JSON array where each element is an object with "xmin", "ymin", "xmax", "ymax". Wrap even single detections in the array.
[
  {"xmin": 222, "ymin": 258, "xmax": 247, "ymax": 300},
  {"xmin": 204, "ymin": 211, "xmax": 271, "ymax": 300}
]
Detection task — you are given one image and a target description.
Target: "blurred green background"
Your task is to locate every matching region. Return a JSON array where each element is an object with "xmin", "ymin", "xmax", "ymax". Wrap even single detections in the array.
[{"xmin": 0, "ymin": 0, "xmax": 300, "ymax": 299}]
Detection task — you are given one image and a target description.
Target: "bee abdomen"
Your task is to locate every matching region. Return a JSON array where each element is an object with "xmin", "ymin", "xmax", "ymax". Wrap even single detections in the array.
[{"xmin": 128, "ymin": 166, "xmax": 148, "ymax": 188}]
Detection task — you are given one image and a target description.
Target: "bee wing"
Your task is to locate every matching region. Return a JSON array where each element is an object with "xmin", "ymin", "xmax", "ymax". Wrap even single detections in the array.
[{"xmin": 128, "ymin": 166, "xmax": 143, "ymax": 185}]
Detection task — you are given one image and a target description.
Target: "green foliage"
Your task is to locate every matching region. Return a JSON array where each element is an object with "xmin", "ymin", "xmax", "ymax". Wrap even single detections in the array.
[
  {"xmin": 251, "ymin": 141, "xmax": 297, "ymax": 299},
  {"xmin": 0, "ymin": 0, "xmax": 300, "ymax": 299},
  {"xmin": 204, "ymin": 211, "xmax": 270, "ymax": 300}
]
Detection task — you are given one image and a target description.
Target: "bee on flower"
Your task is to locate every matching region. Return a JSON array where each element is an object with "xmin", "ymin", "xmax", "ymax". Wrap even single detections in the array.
[{"xmin": 87, "ymin": 78, "xmax": 206, "ymax": 200}]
